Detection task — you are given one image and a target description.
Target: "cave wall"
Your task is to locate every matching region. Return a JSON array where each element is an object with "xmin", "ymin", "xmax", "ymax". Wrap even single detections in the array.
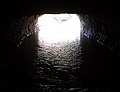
[
  {"xmin": 3, "ymin": 15, "xmax": 39, "ymax": 46},
  {"xmin": 82, "ymin": 14, "xmax": 120, "ymax": 55}
]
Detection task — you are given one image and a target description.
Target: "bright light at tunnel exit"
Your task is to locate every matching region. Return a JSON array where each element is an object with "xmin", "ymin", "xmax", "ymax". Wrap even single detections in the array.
[{"xmin": 37, "ymin": 14, "xmax": 81, "ymax": 44}]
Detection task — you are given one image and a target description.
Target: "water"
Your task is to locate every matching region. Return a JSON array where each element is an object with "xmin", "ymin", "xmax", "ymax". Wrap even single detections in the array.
[{"xmin": 1, "ymin": 32, "xmax": 120, "ymax": 92}]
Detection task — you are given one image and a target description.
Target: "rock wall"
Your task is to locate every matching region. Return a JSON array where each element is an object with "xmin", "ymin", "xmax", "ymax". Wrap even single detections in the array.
[
  {"xmin": 3, "ymin": 15, "xmax": 39, "ymax": 46},
  {"xmin": 82, "ymin": 14, "xmax": 120, "ymax": 55}
]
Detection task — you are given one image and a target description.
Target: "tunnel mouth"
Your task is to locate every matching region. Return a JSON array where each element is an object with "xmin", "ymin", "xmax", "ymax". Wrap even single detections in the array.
[
  {"xmin": 34, "ymin": 13, "xmax": 83, "ymax": 71},
  {"xmin": 36, "ymin": 13, "xmax": 82, "ymax": 46}
]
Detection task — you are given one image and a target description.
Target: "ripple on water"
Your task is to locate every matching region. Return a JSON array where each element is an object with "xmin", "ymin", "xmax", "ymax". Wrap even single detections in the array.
[{"xmin": 32, "ymin": 40, "xmax": 83, "ymax": 90}]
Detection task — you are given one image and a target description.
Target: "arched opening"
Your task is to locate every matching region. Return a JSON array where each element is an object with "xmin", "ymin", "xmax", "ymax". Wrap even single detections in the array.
[{"xmin": 37, "ymin": 14, "xmax": 81, "ymax": 45}]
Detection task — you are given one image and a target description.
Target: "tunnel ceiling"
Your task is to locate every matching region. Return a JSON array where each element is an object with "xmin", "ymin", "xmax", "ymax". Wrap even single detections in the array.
[{"xmin": 1, "ymin": 0, "xmax": 120, "ymax": 17}]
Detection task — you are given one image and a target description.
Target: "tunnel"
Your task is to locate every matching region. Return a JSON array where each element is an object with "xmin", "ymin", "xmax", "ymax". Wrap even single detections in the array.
[{"xmin": 1, "ymin": 1, "xmax": 120, "ymax": 92}]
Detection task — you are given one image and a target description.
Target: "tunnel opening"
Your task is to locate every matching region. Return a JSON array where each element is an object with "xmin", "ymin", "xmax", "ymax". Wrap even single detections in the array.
[{"xmin": 36, "ymin": 14, "xmax": 81, "ymax": 45}]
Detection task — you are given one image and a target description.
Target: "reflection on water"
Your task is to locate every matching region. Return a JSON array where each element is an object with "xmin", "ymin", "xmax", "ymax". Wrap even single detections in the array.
[
  {"xmin": 31, "ymin": 14, "xmax": 84, "ymax": 91},
  {"xmin": 32, "ymin": 32, "xmax": 83, "ymax": 91}
]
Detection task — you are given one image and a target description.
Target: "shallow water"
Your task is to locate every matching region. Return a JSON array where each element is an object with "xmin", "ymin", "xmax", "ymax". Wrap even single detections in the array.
[{"xmin": 1, "ymin": 32, "xmax": 120, "ymax": 92}]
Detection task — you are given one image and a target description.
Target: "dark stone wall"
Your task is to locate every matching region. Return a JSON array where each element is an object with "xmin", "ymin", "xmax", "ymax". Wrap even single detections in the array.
[
  {"xmin": 81, "ymin": 14, "xmax": 120, "ymax": 55},
  {"xmin": 3, "ymin": 15, "xmax": 39, "ymax": 46}
]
